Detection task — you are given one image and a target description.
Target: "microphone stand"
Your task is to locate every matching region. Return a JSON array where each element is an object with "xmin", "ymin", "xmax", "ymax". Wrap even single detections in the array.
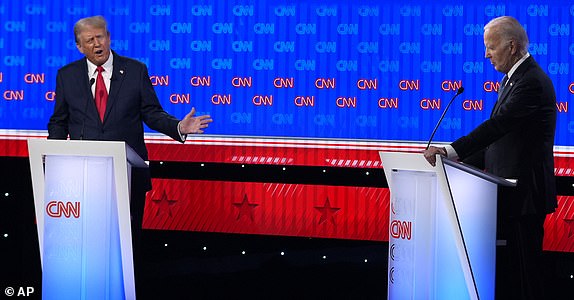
[{"xmin": 425, "ymin": 87, "xmax": 464, "ymax": 150}]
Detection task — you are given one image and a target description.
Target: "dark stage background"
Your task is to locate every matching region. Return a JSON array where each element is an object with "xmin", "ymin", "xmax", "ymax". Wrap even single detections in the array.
[{"xmin": 1, "ymin": 156, "xmax": 573, "ymax": 299}]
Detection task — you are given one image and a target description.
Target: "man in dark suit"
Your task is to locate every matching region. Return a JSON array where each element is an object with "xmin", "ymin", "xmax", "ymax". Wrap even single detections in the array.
[
  {"xmin": 424, "ymin": 16, "xmax": 557, "ymax": 299},
  {"xmin": 48, "ymin": 15, "xmax": 212, "ymax": 162},
  {"xmin": 47, "ymin": 15, "xmax": 213, "ymax": 292}
]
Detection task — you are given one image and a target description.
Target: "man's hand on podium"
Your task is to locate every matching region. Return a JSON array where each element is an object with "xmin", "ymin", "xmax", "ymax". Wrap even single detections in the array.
[{"xmin": 423, "ymin": 146, "xmax": 447, "ymax": 167}]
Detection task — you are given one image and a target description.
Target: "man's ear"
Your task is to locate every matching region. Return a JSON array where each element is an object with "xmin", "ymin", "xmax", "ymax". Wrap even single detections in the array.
[
  {"xmin": 76, "ymin": 43, "xmax": 84, "ymax": 54},
  {"xmin": 509, "ymin": 40, "xmax": 517, "ymax": 55}
]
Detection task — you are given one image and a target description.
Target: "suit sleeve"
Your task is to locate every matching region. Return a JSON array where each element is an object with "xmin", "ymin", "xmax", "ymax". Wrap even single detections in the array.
[
  {"xmin": 451, "ymin": 74, "xmax": 550, "ymax": 160},
  {"xmin": 137, "ymin": 64, "xmax": 183, "ymax": 142},
  {"xmin": 47, "ymin": 70, "xmax": 70, "ymax": 139}
]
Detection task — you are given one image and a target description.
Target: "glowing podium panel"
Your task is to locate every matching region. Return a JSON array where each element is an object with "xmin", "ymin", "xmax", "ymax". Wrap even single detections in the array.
[
  {"xmin": 380, "ymin": 152, "xmax": 515, "ymax": 300},
  {"xmin": 28, "ymin": 139, "xmax": 147, "ymax": 300}
]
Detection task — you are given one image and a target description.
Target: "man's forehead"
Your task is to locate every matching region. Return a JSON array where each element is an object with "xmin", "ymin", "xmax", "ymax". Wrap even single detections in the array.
[
  {"xmin": 484, "ymin": 30, "xmax": 500, "ymax": 41},
  {"xmin": 79, "ymin": 26, "xmax": 106, "ymax": 36}
]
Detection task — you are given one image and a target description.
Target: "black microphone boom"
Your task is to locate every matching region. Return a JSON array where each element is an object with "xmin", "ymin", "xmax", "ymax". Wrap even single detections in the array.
[
  {"xmin": 80, "ymin": 78, "xmax": 96, "ymax": 140},
  {"xmin": 425, "ymin": 87, "xmax": 465, "ymax": 150}
]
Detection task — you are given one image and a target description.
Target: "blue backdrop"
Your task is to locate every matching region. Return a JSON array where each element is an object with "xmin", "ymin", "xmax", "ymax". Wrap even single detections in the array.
[{"xmin": 0, "ymin": 0, "xmax": 571, "ymax": 145}]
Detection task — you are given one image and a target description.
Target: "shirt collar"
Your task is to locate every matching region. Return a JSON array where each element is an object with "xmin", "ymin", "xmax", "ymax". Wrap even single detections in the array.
[
  {"xmin": 86, "ymin": 51, "xmax": 114, "ymax": 76},
  {"xmin": 506, "ymin": 52, "xmax": 530, "ymax": 80}
]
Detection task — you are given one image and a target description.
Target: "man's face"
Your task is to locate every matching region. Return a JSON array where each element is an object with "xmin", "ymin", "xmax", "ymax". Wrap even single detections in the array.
[
  {"xmin": 484, "ymin": 29, "xmax": 515, "ymax": 74},
  {"xmin": 76, "ymin": 25, "xmax": 111, "ymax": 66}
]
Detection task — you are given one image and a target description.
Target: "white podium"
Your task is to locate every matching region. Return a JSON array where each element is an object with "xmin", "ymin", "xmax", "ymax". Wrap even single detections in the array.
[
  {"xmin": 380, "ymin": 152, "xmax": 515, "ymax": 300},
  {"xmin": 28, "ymin": 139, "xmax": 147, "ymax": 300}
]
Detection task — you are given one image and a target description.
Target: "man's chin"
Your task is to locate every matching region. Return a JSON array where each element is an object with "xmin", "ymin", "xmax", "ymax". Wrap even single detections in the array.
[
  {"xmin": 86, "ymin": 58, "xmax": 103, "ymax": 66},
  {"xmin": 90, "ymin": 56, "xmax": 108, "ymax": 66}
]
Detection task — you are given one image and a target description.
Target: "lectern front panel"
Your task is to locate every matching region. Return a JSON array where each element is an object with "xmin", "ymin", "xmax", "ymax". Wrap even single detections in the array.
[
  {"xmin": 388, "ymin": 169, "xmax": 437, "ymax": 299},
  {"xmin": 43, "ymin": 155, "xmax": 124, "ymax": 300}
]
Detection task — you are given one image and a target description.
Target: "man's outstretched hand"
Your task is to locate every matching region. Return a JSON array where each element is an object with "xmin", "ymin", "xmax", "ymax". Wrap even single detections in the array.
[{"xmin": 179, "ymin": 107, "xmax": 213, "ymax": 134}]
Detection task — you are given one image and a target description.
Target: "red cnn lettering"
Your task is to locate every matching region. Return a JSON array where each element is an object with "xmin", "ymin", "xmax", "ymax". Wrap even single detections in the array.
[
  {"xmin": 357, "ymin": 78, "xmax": 378, "ymax": 90},
  {"xmin": 398, "ymin": 79, "xmax": 419, "ymax": 91},
  {"xmin": 336, "ymin": 97, "xmax": 357, "ymax": 108},
  {"xmin": 556, "ymin": 102, "xmax": 568, "ymax": 113},
  {"xmin": 294, "ymin": 96, "xmax": 315, "ymax": 107},
  {"xmin": 483, "ymin": 81, "xmax": 499, "ymax": 92},
  {"xmin": 190, "ymin": 76, "xmax": 210, "ymax": 87},
  {"xmin": 253, "ymin": 95, "xmax": 273, "ymax": 106},
  {"xmin": 45, "ymin": 91, "xmax": 55, "ymax": 101},
  {"xmin": 420, "ymin": 98, "xmax": 441, "ymax": 110},
  {"xmin": 150, "ymin": 75, "xmax": 170, "ymax": 86},
  {"xmin": 211, "ymin": 94, "xmax": 232, "ymax": 105},
  {"xmin": 24, "ymin": 73, "xmax": 45, "ymax": 84},
  {"xmin": 231, "ymin": 77, "xmax": 252, "ymax": 87},
  {"xmin": 46, "ymin": 201, "xmax": 81, "ymax": 218},
  {"xmin": 3, "ymin": 90, "xmax": 24, "ymax": 100},
  {"xmin": 390, "ymin": 220, "xmax": 412, "ymax": 240},
  {"xmin": 378, "ymin": 97, "xmax": 399, "ymax": 109},
  {"xmin": 315, "ymin": 78, "xmax": 336, "ymax": 89},
  {"xmin": 462, "ymin": 99, "xmax": 483, "ymax": 111},
  {"xmin": 273, "ymin": 77, "xmax": 294, "ymax": 88},
  {"xmin": 169, "ymin": 93, "xmax": 190, "ymax": 104},
  {"xmin": 441, "ymin": 80, "xmax": 462, "ymax": 92},
  {"xmin": 569, "ymin": 83, "xmax": 574, "ymax": 94}
]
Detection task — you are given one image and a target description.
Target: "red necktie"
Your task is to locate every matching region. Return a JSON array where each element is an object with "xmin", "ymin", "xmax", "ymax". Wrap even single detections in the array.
[{"xmin": 95, "ymin": 66, "xmax": 108, "ymax": 121}]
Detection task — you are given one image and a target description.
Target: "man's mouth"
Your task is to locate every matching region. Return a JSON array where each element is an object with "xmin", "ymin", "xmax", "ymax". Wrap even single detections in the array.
[{"xmin": 95, "ymin": 50, "xmax": 104, "ymax": 55}]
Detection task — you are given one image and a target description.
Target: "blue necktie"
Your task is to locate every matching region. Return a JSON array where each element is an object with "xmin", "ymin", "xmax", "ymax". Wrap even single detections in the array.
[{"xmin": 491, "ymin": 75, "xmax": 509, "ymax": 117}]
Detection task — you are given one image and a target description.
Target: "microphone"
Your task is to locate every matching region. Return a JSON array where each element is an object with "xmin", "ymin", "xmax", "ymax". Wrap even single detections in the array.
[
  {"xmin": 425, "ymin": 87, "xmax": 464, "ymax": 150},
  {"xmin": 80, "ymin": 78, "xmax": 96, "ymax": 140}
]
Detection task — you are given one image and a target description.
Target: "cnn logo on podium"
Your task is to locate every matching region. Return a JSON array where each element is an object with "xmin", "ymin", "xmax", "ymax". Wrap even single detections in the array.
[{"xmin": 46, "ymin": 201, "xmax": 80, "ymax": 218}]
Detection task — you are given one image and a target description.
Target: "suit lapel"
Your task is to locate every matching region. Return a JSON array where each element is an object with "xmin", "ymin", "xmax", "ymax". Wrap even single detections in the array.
[
  {"xmin": 76, "ymin": 58, "xmax": 101, "ymax": 120},
  {"xmin": 103, "ymin": 52, "xmax": 127, "ymax": 122},
  {"xmin": 490, "ymin": 56, "xmax": 534, "ymax": 117},
  {"xmin": 491, "ymin": 79, "xmax": 514, "ymax": 116}
]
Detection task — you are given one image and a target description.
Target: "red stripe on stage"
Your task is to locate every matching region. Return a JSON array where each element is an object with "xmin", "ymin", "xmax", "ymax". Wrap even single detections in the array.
[
  {"xmin": 143, "ymin": 179, "xmax": 574, "ymax": 252},
  {"xmin": 143, "ymin": 179, "xmax": 391, "ymax": 241},
  {"xmin": 4, "ymin": 137, "xmax": 574, "ymax": 170},
  {"xmin": 544, "ymin": 196, "xmax": 574, "ymax": 252}
]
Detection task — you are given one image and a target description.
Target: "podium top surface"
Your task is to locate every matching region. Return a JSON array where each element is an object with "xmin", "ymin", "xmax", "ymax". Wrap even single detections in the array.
[
  {"xmin": 441, "ymin": 158, "xmax": 516, "ymax": 187},
  {"xmin": 379, "ymin": 151, "xmax": 516, "ymax": 188},
  {"xmin": 27, "ymin": 139, "xmax": 148, "ymax": 168}
]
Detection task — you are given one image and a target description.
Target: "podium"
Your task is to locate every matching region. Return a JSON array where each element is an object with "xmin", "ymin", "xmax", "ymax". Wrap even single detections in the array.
[
  {"xmin": 28, "ymin": 139, "xmax": 147, "ymax": 300},
  {"xmin": 380, "ymin": 152, "xmax": 515, "ymax": 300}
]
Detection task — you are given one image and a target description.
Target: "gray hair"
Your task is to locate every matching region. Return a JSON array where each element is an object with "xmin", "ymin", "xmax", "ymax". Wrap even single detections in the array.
[
  {"xmin": 484, "ymin": 16, "xmax": 529, "ymax": 54},
  {"xmin": 73, "ymin": 15, "xmax": 109, "ymax": 44}
]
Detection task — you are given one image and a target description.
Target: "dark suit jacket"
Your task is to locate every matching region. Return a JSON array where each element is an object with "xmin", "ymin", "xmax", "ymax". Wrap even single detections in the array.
[
  {"xmin": 48, "ymin": 51, "xmax": 184, "ymax": 189},
  {"xmin": 451, "ymin": 56, "xmax": 557, "ymax": 216}
]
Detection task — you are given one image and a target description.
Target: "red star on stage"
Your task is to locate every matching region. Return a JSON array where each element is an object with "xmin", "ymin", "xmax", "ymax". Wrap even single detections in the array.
[
  {"xmin": 314, "ymin": 197, "xmax": 340, "ymax": 225},
  {"xmin": 151, "ymin": 190, "xmax": 177, "ymax": 217},
  {"xmin": 233, "ymin": 194, "xmax": 258, "ymax": 221}
]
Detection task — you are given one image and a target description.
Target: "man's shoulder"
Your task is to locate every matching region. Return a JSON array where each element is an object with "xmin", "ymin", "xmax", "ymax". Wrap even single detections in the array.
[
  {"xmin": 113, "ymin": 52, "xmax": 147, "ymax": 69},
  {"xmin": 515, "ymin": 56, "xmax": 550, "ymax": 81}
]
